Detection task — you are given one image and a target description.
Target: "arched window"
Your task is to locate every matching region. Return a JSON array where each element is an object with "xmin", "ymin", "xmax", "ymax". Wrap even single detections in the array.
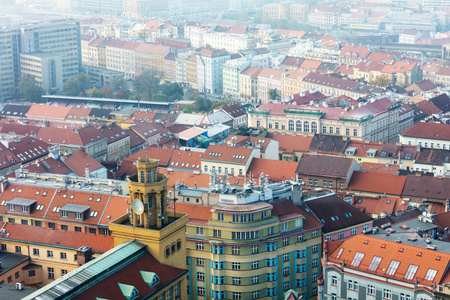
[
  {"xmin": 296, "ymin": 121, "xmax": 302, "ymax": 131},
  {"xmin": 288, "ymin": 120, "xmax": 294, "ymax": 131},
  {"xmin": 311, "ymin": 122, "xmax": 317, "ymax": 133},
  {"xmin": 303, "ymin": 121, "xmax": 309, "ymax": 132}
]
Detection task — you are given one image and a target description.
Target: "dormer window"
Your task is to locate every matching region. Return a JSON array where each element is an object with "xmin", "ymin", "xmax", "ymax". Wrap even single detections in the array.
[
  {"xmin": 21, "ymin": 206, "xmax": 27, "ymax": 213},
  {"xmin": 61, "ymin": 211, "xmax": 68, "ymax": 218},
  {"xmin": 8, "ymin": 204, "xmax": 14, "ymax": 211}
]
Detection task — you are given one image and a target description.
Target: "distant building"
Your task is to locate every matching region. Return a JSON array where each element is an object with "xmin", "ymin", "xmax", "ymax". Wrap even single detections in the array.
[{"xmin": 20, "ymin": 52, "xmax": 64, "ymax": 94}]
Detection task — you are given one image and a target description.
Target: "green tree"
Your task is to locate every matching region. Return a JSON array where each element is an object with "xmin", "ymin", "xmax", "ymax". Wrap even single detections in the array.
[
  {"xmin": 152, "ymin": 93, "xmax": 168, "ymax": 102},
  {"xmin": 161, "ymin": 83, "xmax": 183, "ymax": 102},
  {"xmin": 86, "ymin": 86, "xmax": 104, "ymax": 98},
  {"xmin": 101, "ymin": 86, "xmax": 113, "ymax": 98},
  {"xmin": 18, "ymin": 74, "xmax": 44, "ymax": 102},
  {"xmin": 372, "ymin": 75, "xmax": 391, "ymax": 87},
  {"xmin": 135, "ymin": 70, "xmax": 160, "ymax": 100},
  {"xmin": 63, "ymin": 72, "xmax": 91, "ymax": 96},
  {"xmin": 111, "ymin": 76, "xmax": 128, "ymax": 91},
  {"xmin": 115, "ymin": 88, "xmax": 129, "ymax": 99},
  {"xmin": 269, "ymin": 88, "xmax": 280, "ymax": 100}
]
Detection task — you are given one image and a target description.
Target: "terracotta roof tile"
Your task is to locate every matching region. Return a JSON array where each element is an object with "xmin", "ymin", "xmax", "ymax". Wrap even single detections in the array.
[
  {"xmin": 170, "ymin": 202, "xmax": 212, "ymax": 220},
  {"xmin": 400, "ymin": 122, "xmax": 450, "ymax": 140},
  {"xmin": 402, "ymin": 174, "xmax": 450, "ymax": 201},
  {"xmin": 0, "ymin": 123, "xmax": 40, "ymax": 137},
  {"xmin": 296, "ymin": 154, "xmax": 356, "ymax": 179},
  {"xmin": 7, "ymin": 136, "xmax": 50, "ymax": 164},
  {"xmin": 167, "ymin": 150, "xmax": 202, "ymax": 172},
  {"xmin": 0, "ymin": 221, "xmax": 113, "ymax": 253},
  {"xmin": 361, "ymin": 162, "xmax": 400, "ymax": 175},
  {"xmin": 63, "ymin": 150, "xmax": 104, "ymax": 176},
  {"xmin": 267, "ymin": 133, "xmax": 312, "ymax": 154},
  {"xmin": 160, "ymin": 169, "xmax": 211, "ymax": 188},
  {"xmin": 65, "ymin": 107, "xmax": 92, "ymax": 121},
  {"xmin": 258, "ymin": 68, "xmax": 284, "ymax": 80},
  {"xmin": 240, "ymin": 66, "xmax": 263, "ymax": 77},
  {"xmin": 26, "ymin": 104, "xmax": 71, "ymax": 120},
  {"xmin": 247, "ymin": 158, "xmax": 298, "ymax": 182},
  {"xmin": 347, "ymin": 171, "xmax": 406, "ymax": 195}
]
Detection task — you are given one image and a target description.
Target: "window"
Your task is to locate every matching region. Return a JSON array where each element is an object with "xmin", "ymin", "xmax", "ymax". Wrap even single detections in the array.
[
  {"xmin": 75, "ymin": 227, "xmax": 82, "ymax": 232},
  {"xmin": 61, "ymin": 269, "xmax": 68, "ymax": 276},
  {"xmin": 232, "ymin": 277, "xmax": 241, "ymax": 285},
  {"xmin": 196, "ymin": 242, "xmax": 204, "ymax": 250},
  {"xmin": 332, "ymin": 294, "xmax": 337, "ymax": 300},
  {"xmin": 281, "ymin": 222, "xmax": 288, "ymax": 231},
  {"xmin": 298, "ymin": 234, "xmax": 304, "ymax": 242},
  {"xmin": 363, "ymin": 224, "xmax": 369, "ymax": 231},
  {"xmin": 48, "ymin": 267, "xmax": 55, "ymax": 279},
  {"xmin": 21, "ymin": 220, "xmax": 28, "ymax": 225},
  {"xmin": 338, "ymin": 231, "xmax": 345, "ymax": 239},
  {"xmin": 312, "ymin": 230, "xmax": 318, "ymax": 238},
  {"xmin": 7, "ymin": 276, "xmax": 12, "ymax": 283},
  {"xmin": 312, "ymin": 272, "xmax": 318, "ymax": 281},
  {"xmin": 252, "ymin": 276, "xmax": 260, "ymax": 284},
  {"xmin": 175, "ymin": 283, "xmax": 179, "ymax": 298},
  {"xmin": 283, "ymin": 281, "xmax": 290, "ymax": 291},
  {"xmin": 283, "ymin": 237, "xmax": 289, "ymax": 246},
  {"xmin": 61, "ymin": 225, "xmax": 68, "ymax": 230},
  {"xmin": 74, "ymin": 254, "xmax": 77, "ymax": 261},
  {"xmin": 296, "ymin": 121, "xmax": 302, "ymax": 131},
  {"xmin": 232, "ymin": 262, "xmax": 241, "ymax": 270},
  {"xmin": 60, "ymin": 252, "xmax": 67, "ymax": 260},
  {"xmin": 425, "ymin": 269, "xmax": 438, "ymax": 281},
  {"xmin": 196, "ymin": 272, "xmax": 205, "ymax": 281},
  {"xmin": 33, "ymin": 248, "xmax": 39, "ymax": 256},
  {"xmin": 89, "ymin": 228, "xmax": 96, "ymax": 234},
  {"xmin": 75, "ymin": 213, "xmax": 82, "ymax": 220},
  {"xmin": 47, "ymin": 250, "xmax": 53, "ymax": 258},
  {"xmin": 196, "ymin": 227, "xmax": 204, "ymax": 235},
  {"xmin": 304, "ymin": 121, "xmax": 309, "ymax": 132},
  {"xmin": 400, "ymin": 294, "xmax": 411, "ymax": 300},
  {"xmin": 353, "ymin": 129, "xmax": 358, "ymax": 137},
  {"xmin": 322, "ymin": 126, "xmax": 327, "ymax": 133},
  {"xmin": 383, "ymin": 289, "xmax": 392, "ymax": 299},
  {"xmin": 197, "ymin": 287, "xmax": 205, "ymax": 296},
  {"xmin": 404, "ymin": 264, "xmax": 419, "ymax": 280},
  {"xmin": 283, "ymin": 266, "xmax": 289, "ymax": 276},
  {"xmin": 367, "ymin": 285, "xmax": 375, "ymax": 295},
  {"xmin": 232, "ymin": 292, "xmax": 241, "ymax": 300},
  {"xmin": 251, "ymin": 290, "xmax": 260, "ymax": 299},
  {"xmin": 368, "ymin": 256, "xmax": 382, "ymax": 271},
  {"xmin": 331, "ymin": 275, "xmax": 338, "ymax": 285},
  {"xmin": 196, "ymin": 258, "xmax": 205, "ymax": 265},
  {"xmin": 61, "ymin": 211, "xmax": 68, "ymax": 218},
  {"xmin": 262, "ymin": 210, "xmax": 267, "ymax": 219},
  {"xmin": 268, "ymin": 227, "xmax": 274, "ymax": 235},
  {"xmin": 167, "ymin": 288, "xmax": 171, "ymax": 300},
  {"xmin": 288, "ymin": 120, "xmax": 294, "ymax": 131},
  {"xmin": 29, "ymin": 270, "xmax": 36, "ymax": 277},
  {"xmin": 348, "ymin": 280, "xmax": 358, "ymax": 291},
  {"xmin": 283, "ymin": 253, "xmax": 289, "ymax": 261},
  {"xmin": 351, "ymin": 227, "xmax": 357, "ymax": 236},
  {"xmin": 252, "ymin": 261, "xmax": 259, "ymax": 269},
  {"xmin": 346, "ymin": 128, "xmax": 350, "ymax": 136},
  {"xmin": 386, "ymin": 260, "xmax": 400, "ymax": 276},
  {"xmin": 48, "ymin": 222, "xmax": 55, "ymax": 229},
  {"xmin": 213, "ymin": 229, "xmax": 221, "ymax": 238},
  {"xmin": 312, "ymin": 258, "xmax": 319, "ymax": 267},
  {"xmin": 232, "ymin": 247, "xmax": 240, "ymax": 255},
  {"xmin": 15, "ymin": 271, "xmax": 19, "ymax": 279},
  {"xmin": 252, "ymin": 245, "xmax": 259, "ymax": 254},
  {"xmin": 15, "ymin": 246, "xmax": 21, "ymax": 253},
  {"xmin": 217, "ymin": 212, "xmax": 224, "ymax": 221},
  {"xmin": 325, "ymin": 234, "xmax": 332, "ymax": 241}
]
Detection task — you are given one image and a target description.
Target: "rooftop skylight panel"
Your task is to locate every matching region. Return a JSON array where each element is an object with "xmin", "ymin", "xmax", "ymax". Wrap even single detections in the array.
[
  {"xmin": 368, "ymin": 256, "xmax": 382, "ymax": 271},
  {"xmin": 424, "ymin": 269, "xmax": 438, "ymax": 281},
  {"xmin": 404, "ymin": 265, "xmax": 419, "ymax": 280},
  {"xmin": 386, "ymin": 260, "xmax": 400, "ymax": 276},
  {"xmin": 351, "ymin": 252, "xmax": 365, "ymax": 267},
  {"xmin": 336, "ymin": 248, "xmax": 344, "ymax": 259}
]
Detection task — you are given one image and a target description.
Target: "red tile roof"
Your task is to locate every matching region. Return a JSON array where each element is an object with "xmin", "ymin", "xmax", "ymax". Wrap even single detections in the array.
[
  {"xmin": 296, "ymin": 154, "xmax": 356, "ymax": 179},
  {"xmin": 0, "ymin": 123, "xmax": 41, "ymax": 137},
  {"xmin": 65, "ymin": 107, "xmax": 92, "ymax": 121},
  {"xmin": 346, "ymin": 140, "xmax": 384, "ymax": 157},
  {"xmin": 198, "ymin": 49, "xmax": 228, "ymax": 58},
  {"xmin": 416, "ymin": 100, "xmax": 442, "ymax": 116},
  {"xmin": 347, "ymin": 171, "xmax": 406, "ymax": 195},
  {"xmin": 247, "ymin": 158, "xmax": 298, "ymax": 182},
  {"xmin": 327, "ymin": 234, "xmax": 450, "ymax": 286},
  {"xmin": 131, "ymin": 111, "xmax": 157, "ymax": 122},
  {"xmin": 400, "ymin": 122, "xmax": 450, "ymax": 140},
  {"xmin": 73, "ymin": 252, "xmax": 186, "ymax": 300},
  {"xmin": 402, "ymin": 174, "xmax": 450, "ymax": 201},
  {"xmin": 267, "ymin": 133, "xmax": 312, "ymax": 154},
  {"xmin": 36, "ymin": 125, "xmax": 105, "ymax": 146},
  {"xmin": 299, "ymin": 59, "xmax": 322, "ymax": 71},
  {"xmin": 353, "ymin": 196, "xmax": 404, "ymax": 216},
  {"xmin": 7, "ymin": 136, "xmax": 50, "ymax": 164},
  {"xmin": 24, "ymin": 157, "xmax": 71, "ymax": 174},
  {"xmin": 240, "ymin": 66, "xmax": 263, "ymax": 77},
  {"xmin": 62, "ymin": 150, "xmax": 105, "ymax": 176},
  {"xmin": 167, "ymin": 150, "xmax": 202, "ymax": 172},
  {"xmin": 160, "ymin": 169, "xmax": 211, "ymax": 188},
  {"xmin": 26, "ymin": 104, "xmax": 71, "ymax": 120},
  {"xmin": 202, "ymin": 144, "xmax": 254, "ymax": 165},
  {"xmin": 258, "ymin": 68, "xmax": 284, "ymax": 80},
  {"xmin": 340, "ymin": 45, "xmax": 370, "ymax": 59},
  {"xmin": 361, "ymin": 162, "xmax": 400, "ymax": 175},
  {"xmin": 0, "ymin": 221, "xmax": 113, "ymax": 253},
  {"xmin": 98, "ymin": 195, "xmax": 129, "ymax": 226},
  {"xmin": 135, "ymin": 44, "xmax": 171, "ymax": 56},
  {"xmin": 170, "ymin": 202, "xmax": 212, "ymax": 220}
]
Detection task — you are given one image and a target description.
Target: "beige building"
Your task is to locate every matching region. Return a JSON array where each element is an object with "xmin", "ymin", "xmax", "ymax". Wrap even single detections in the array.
[
  {"xmin": 258, "ymin": 68, "xmax": 285, "ymax": 104},
  {"xmin": 263, "ymin": 2, "xmax": 308, "ymax": 21},
  {"xmin": 105, "ymin": 40, "xmax": 140, "ymax": 79},
  {"xmin": 186, "ymin": 54, "xmax": 198, "ymax": 89},
  {"xmin": 135, "ymin": 44, "xmax": 171, "ymax": 76},
  {"xmin": 248, "ymin": 97, "xmax": 401, "ymax": 142},
  {"xmin": 281, "ymin": 69, "xmax": 308, "ymax": 97},
  {"xmin": 240, "ymin": 66, "xmax": 262, "ymax": 103},
  {"xmin": 20, "ymin": 51, "xmax": 64, "ymax": 94}
]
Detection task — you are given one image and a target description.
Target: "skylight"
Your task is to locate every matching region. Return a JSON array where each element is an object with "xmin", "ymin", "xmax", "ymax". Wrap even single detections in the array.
[
  {"xmin": 368, "ymin": 256, "xmax": 382, "ymax": 271},
  {"xmin": 386, "ymin": 260, "xmax": 400, "ymax": 276},
  {"xmin": 336, "ymin": 248, "xmax": 344, "ymax": 259},
  {"xmin": 404, "ymin": 265, "xmax": 418, "ymax": 280},
  {"xmin": 351, "ymin": 252, "xmax": 365, "ymax": 267},
  {"xmin": 424, "ymin": 269, "xmax": 438, "ymax": 281}
]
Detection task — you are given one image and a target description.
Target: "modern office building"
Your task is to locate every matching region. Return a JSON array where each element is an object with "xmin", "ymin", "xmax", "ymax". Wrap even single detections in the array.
[{"xmin": 20, "ymin": 51, "xmax": 63, "ymax": 94}]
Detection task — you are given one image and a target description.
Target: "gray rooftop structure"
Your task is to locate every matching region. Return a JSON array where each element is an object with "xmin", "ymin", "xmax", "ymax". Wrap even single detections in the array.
[
  {"xmin": 60, "ymin": 203, "xmax": 90, "ymax": 213},
  {"xmin": 7, "ymin": 198, "xmax": 36, "ymax": 207}
]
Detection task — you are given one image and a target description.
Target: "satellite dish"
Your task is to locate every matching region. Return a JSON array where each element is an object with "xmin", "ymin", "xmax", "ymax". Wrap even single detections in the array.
[{"xmin": 132, "ymin": 199, "xmax": 144, "ymax": 215}]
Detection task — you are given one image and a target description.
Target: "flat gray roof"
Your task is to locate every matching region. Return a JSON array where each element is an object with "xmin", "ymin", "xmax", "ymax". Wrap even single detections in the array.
[{"xmin": 7, "ymin": 198, "xmax": 36, "ymax": 207}]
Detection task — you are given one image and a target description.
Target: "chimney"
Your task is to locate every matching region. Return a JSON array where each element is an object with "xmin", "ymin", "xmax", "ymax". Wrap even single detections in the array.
[
  {"xmin": 77, "ymin": 246, "xmax": 93, "ymax": 266},
  {"xmin": 85, "ymin": 167, "xmax": 90, "ymax": 179}
]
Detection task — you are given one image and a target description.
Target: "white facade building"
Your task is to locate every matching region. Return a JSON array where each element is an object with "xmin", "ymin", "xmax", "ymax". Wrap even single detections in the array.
[{"xmin": 197, "ymin": 49, "xmax": 230, "ymax": 95}]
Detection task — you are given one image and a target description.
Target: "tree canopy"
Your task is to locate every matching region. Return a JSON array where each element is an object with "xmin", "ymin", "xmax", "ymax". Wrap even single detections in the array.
[{"xmin": 18, "ymin": 74, "xmax": 44, "ymax": 102}]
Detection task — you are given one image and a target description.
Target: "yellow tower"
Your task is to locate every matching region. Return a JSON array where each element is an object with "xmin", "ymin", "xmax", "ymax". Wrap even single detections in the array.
[{"xmin": 110, "ymin": 158, "xmax": 188, "ymax": 269}]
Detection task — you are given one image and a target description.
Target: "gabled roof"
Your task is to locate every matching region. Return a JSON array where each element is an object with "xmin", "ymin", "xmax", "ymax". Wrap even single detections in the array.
[
  {"xmin": 429, "ymin": 93, "xmax": 450, "ymax": 113},
  {"xmin": 221, "ymin": 104, "xmax": 246, "ymax": 118},
  {"xmin": 310, "ymin": 134, "xmax": 349, "ymax": 155},
  {"xmin": 382, "ymin": 61, "xmax": 416, "ymax": 73},
  {"xmin": 271, "ymin": 200, "xmax": 304, "ymax": 223},
  {"xmin": 24, "ymin": 157, "xmax": 71, "ymax": 175},
  {"xmin": 36, "ymin": 125, "xmax": 105, "ymax": 146},
  {"xmin": 402, "ymin": 174, "xmax": 450, "ymax": 201},
  {"xmin": 281, "ymin": 56, "xmax": 304, "ymax": 67},
  {"xmin": 303, "ymin": 73, "xmax": 359, "ymax": 91},
  {"xmin": 299, "ymin": 59, "xmax": 322, "ymax": 71},
  {"xmin": 62, "ymin": 150, "xmax": 105, "ymax": 176},
  {"xmin": 65, "ymin": 106, "xmax": 92, "ymax": 121},
  {"xmin": 240, "ymin": 66, "xmax": 263, "ymax": 77},
  {"xmin": 267, "ymin": 133, "xmax": 312, "ymax": 154},
  {"xmin": 406, "ymin": 79, "xmax": 437, "ymax": 92},
  {"xmin": 171, "ymin": 202, "xmax": 212, "ymax": 221},
  {"xmin": 296, "ymin": 154, "xmax": 355, "ymax": 179},
  {"xmin": 7, "ymin": 136, "xmax": 50, "ymax": 164},
  {"xmin": 347, "ymin": 171, "xmax": 406, "ymax": 195},
  {"xmin": 326, "ymin": 234, "xmax": 450, "ymax": 286},
  {"xmin": 361, "ymin": 162, "xmax": 399, "ymax": 175},
  {"xmin": 352, "ymin": 196, "xmax": 404, "ymax": 217},
  {"xmin": 99, "ymin": 123, "xmax": 130, "ymax": 144},
  {"xmin": 345, "ymin": 140, "xmax": 383, "ymax": 158},
  {"xmin": 0, "ymin": 221, "xmax": 113, "ymax": 253},
  {"xmin": 167, "ymin": 150, "xmax": 202, "ymax": 172},
  {"xmin": 135, "ymin": 44, "xmax": 171, "ymax": 56},
  {"xmin": 159, "ymin": 169, "xmax": 212, "ymax": 188},
  {"xmin": 0, "ymin": 105, "xmax": 31, "ymax": 117},
  {"xmin": 258, "ymin": 68, "xmax": 284, "ymax": 80},
  {"xmin": 305, "ymin": 194, "xmax": 372, "ymax": 233},
  {"xmin": 247, "ymin": 158, "xmax": 298, "ymax": 182},
  {"xmin": 0, "ymin": 123, "xmax": 41, "ymax": 137},
  {"xmin": 339, "ymin": 45, "xmax": 370, "ymax": 59},
  {"xmin": 26, "ymin": 104, "xmax": 71, "ymax": 120},
  {"xmin": 400, "ymin": 122, "xmax": 450, "ymax": 141},
  {"xmin": 202, "ymin": 144, "xmax": 253, "ymax": 165},
  {"xmin": 415, "ymin": 148, "xmax": 450, "ymax": 166}
]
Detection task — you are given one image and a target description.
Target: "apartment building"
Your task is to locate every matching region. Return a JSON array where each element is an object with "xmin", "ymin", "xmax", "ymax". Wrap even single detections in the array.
[
  {"xmin": 263, "ymin": 3, "xmax": 308, "ymax": 22},
  {"xmin": 20, "ymin": 52, "xmax": 63, "ymax": 94},
  {"xmin": 191, "ymin": 31, "xmax": 256, "ymax": 53},
  {"xmin": 135, "ymin": 44, "xmax": 171, "ymax": 76},
  {"xmin": 240, "ymin": 66, "xmax": 262, "ymax": 103},
  {"xmin": 105, "ymin": 40, "xmax": 140, "ymax": 79},
  {"xmin": 223, "ymin": 59, "xmax": 251, "ymax": 99},
  {"xmin": 197, "ymin": 49, "xmax": 231, "ymax": 95},
  {"xmin": 399, "ymin": 122, "xmax": 450, "ymax": 149},
  {"xmin": 248, "ymin": 97, "xmax": 401, "ymax": 142},
  {"xmin": 308, "ymin": 5, "xmax": 340, "ymax": 29},
  {"xmin": 0, "ymin": 27, "xmax": 20, "ymax": 100},
  {"xmin": 186, "ymin": 54, "xmax": 198, "ymax": 89},
  {"xmin": 258, "ymin": 68, "xmax": 285, "ymax": 104},
  {"xmin": 281, "ymin": 70, "xmax": 308, "ymax": 97}
]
